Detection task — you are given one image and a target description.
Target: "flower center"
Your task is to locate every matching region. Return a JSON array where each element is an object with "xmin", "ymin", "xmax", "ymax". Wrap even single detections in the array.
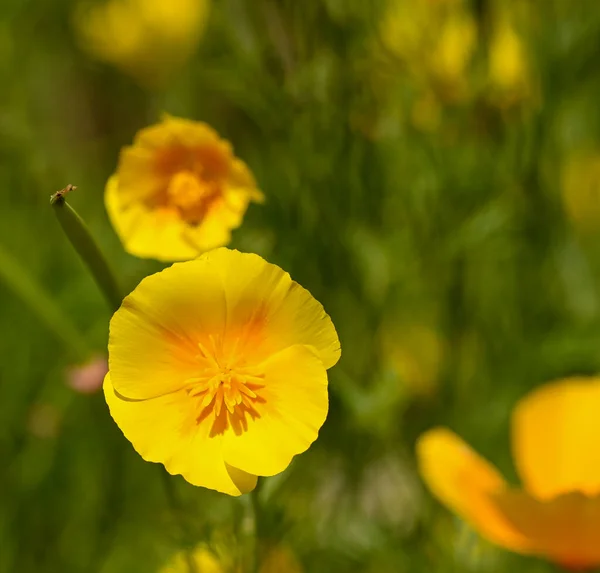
[
  {"xmin": 167, "ymin": 170, "xmax": 215, "ymax": 212},
  {"xmin": 185, "ymin": 336, "xmax": 265, "ymax": 434}
]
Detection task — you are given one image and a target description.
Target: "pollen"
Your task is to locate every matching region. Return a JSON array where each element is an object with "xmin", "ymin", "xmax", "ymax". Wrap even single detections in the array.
[
  {"xmin": 186, "ymin": 336, "xmax": 265, "ymax": 431},
  {"xmin": 167, "ymin": 170, "xmax": 216, "ymax": 213}
]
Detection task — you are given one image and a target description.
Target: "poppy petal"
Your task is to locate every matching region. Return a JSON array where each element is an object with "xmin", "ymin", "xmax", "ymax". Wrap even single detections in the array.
[
  {"xmin": 494, "ymin": 489, "xmax": 600, "ymax": 569},
  {"xmin": 204, "ymin": 248, "xmax": 341, "ymax": 370},
  {"xmin": 223, "ymin": 344, "xmax": 328, "ymax": 476},
  {"xmin": 104, "ymin": 374, "xmax": 256, "ymax": 495},
  {"xmin": 417, "ymin": 428, "xmax": 531, "ymax": 551},
  {"xmin": 512, "ymin": 377, "xmax": 600, "ymax": 500},
  {"xmin": 108, "ymin": 257, "xmax": 227, "ymax": 400}
]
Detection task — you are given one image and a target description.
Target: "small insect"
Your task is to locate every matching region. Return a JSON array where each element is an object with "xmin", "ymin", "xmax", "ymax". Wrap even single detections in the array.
[{"xmin": 50, "ymin": 183, "xmax": 77, "ymax": 205}]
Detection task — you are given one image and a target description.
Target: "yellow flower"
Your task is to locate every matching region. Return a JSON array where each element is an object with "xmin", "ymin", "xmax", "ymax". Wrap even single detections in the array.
[
  {"xmin": 417, "ymin": 377, "xmax": 600, "ymax": 569},
  {"xmin": 161, "ymin": 544, "xmax": 302, "ymax": 573},
  {"xmin": 104, "ymin": 248, "xmax": 340, "ymax": 495},
  {"xmin": 561, "ymin": 150, "xmax": 600, "ymax": 234},
  {"xmin": 105, "ymin": 116, "xmax": 264, "ymax": 262},
  {"xmin": 488, "ymin": 21, "xmax": 531, "ymax": 106},
  {"xmin": 429, "ymin": 11, "xmax": 477, "ymax": 92},
  {"xmin": 161, "ymin": 546, "xmax": 224, "ymax": 573},
  {"xmin": 379, "ymin": 0, "xmax": 477, "ymax": 102},
  {"xmin": 74, "ymin": 0, "xmax": 209, "ymax": 85}
]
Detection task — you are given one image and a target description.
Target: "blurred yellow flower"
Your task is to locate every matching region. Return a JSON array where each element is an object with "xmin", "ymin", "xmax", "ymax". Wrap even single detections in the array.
[
  {"xmin": 429, "ymin": 11, "xmax": 477, "ymax": 94},
  {"xmin": 561, "ymin": 150, "xmax": 600, "ymax": 234},
  {"xmin": 104, "ymin": 248, "xmax": 340, "ymax": 495},
  {"xmin": 161, "ymin": 544, "xmax": 302, "ymax": 573},
  {"xmin": 488, "ymin": 21, "xmax": 531, "ymax": 106},
  {"xmin": 74, "ymin": 0, "xmax": 209, "ymax": 85},
  {"xmin": 380, "ymin": 0, "xmax": 477, "ymax": 102},
  {"xmin": 418, "ymin": 377, "xmax": 600, "ymax": 569},
  {"xmin": 161, "ymin": 546, "xmax": 224, "ymax": 573},
  {"xmin": 106, "ymin": 116, "xmax": 263, "ymax": 262}
]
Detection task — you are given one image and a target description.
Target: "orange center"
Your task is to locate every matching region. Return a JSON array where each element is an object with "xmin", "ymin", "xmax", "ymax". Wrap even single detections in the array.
[
  {"xmin": 166, "ymin": 170, "xmax": 218, "ymax": 220},
  {"xmin": 185, "ymin": 335, "xmax": 265, "ymax": 435}
]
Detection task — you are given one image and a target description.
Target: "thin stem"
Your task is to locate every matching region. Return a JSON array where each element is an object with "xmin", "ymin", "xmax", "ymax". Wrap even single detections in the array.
[
  {"xmin": 160, "ymin": 469, "xmax": 198, "ymax": 573},
  {"xmin": 0, "ymin": 241, "xmax": 89, "ymax": 361},
  {"xmin": 250, "ymin": 482, "xmax": 263, "ymax": 573},
  {"xmin": 51, "ymin": 187, "xmax": 123, "ymax": 313}
]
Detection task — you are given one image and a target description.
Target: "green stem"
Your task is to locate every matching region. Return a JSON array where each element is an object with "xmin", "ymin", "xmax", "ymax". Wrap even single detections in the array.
[
  {"xmin": 51, "ymin": 191, "xmax": 123, "ymax": 313},
  {"xmin": 160, "ymin": 469, "xmax": 198, "ymax": 573},
  {"xmin": 0, "ymin": 242, "xmax": 89, "ymax": 360},
  {"xmin": 250, "ymin": 484, "xmax": 263, "ymax": 573}
]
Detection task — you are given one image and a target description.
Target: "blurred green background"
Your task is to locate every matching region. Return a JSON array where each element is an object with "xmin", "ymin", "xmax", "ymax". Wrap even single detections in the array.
[{"xmin": 2, "ymin": 0, "xmax": 600, "ymax": 571}]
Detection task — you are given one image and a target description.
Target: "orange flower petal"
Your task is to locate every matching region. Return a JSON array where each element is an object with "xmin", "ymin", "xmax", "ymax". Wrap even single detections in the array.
[
  {"xmin": 494, "ymin": 490, "xmax": 600, "ymax": 569},
  {"xmin": 416, "ymin": 428, "xmax": 531, "ymax": 552},
  {"xmin": 104, "ymin": 374, "xmax": 256, "ymax": 496},
  {"xmin": 512, "ymin": 377, "xmax": 600, "ymax": 500},
  {"xmin": 204, "ymin": 248, "xmax": 341, "ymax": 370}
]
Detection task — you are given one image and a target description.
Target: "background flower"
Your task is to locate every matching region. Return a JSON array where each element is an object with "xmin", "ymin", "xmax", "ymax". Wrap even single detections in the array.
[
  {"xmin": 160, "ymin": 543, "xmax": 302, "ymax": 573},
  {"xmin": 160, "ymin": 546, "xmax": 224, "ymax": 573},
  {"xmin": 417, "ymin": 378, "xmax": 600, "ymax": 569},
  {"xmin": 65, "ymin": 355, "xmax": 108, "ymax": 394},
  {"xmin": 488, "ymin": 19, "xmax": 532, "ymax": 107},
  {"xmin": 73, "ymin": 0, "xmax": 209, "ymax": 86},
  {"xmin": 106, "ymin": 116, "xmax": 263, "ymax": 262},
  {"xmin": 379, "ymin": 0, "xmax": 477, "ymax": 103}
]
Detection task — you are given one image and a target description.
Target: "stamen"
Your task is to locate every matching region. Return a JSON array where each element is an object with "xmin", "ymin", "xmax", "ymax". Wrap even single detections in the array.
[
  {"xmin": 197, "ymin": 342, "xmax": 220, "ymax": 368},
  {"xmin": 214, "ymin": 388, "xmax": 224, "ymax": 417},
  {"xmin": 238, "ymin": 384, "xmax": 257, "ymax": 399},
  {"xmin": 188, "ymin": 336, "xmax": 265, "ymax": 427},
  {"xmin": 243, "ymin": 374, "xmax": 266, "ymax": 384}
]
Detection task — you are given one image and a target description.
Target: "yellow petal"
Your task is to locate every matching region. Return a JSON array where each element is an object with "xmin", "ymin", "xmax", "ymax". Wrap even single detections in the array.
[
  {"xmin": 106, "ymin": 176, "xmax": 211, "ymax": 262},
  {"xmin": 229, "ymin": 157, "xmax": 260, "ymax": 191},
  {"xmin": 116, "ymin": 145, "xmax": 166, "ymax": 203},
  {"xmin": 416, "ymin": 428, "xmax": 531, "ymax": 552},
  {"xmin": 223, "ymin": 344, "xmax": 328, "ymax": 476},
  {"xmin": 512, "ymin": 377, "xmax": 600, "ymax": 500},
  {"xmin": 136, "ymin": 115, "xmax": 221, "ymax": 151},
  {"xmin": 104, "ymin": 374, "xmax": 256, "ymax": 496},
  {"xmin": 204, "ymin": 248, "xmax": 341, "ymax": 370},
  {"xmin": 212, "ymin": 188, "xmax": 256, "ymax": 229},
  {"xmin": 160, "ymin": 546, "xmax": 224, "ymax": 573},
  {"xmin": 108, "ymin": 257, "xmax": 227, "ymax": 400},
  {"xmin": 494, "ymin": 490, "xmax": 600, "ymax": 569}
]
